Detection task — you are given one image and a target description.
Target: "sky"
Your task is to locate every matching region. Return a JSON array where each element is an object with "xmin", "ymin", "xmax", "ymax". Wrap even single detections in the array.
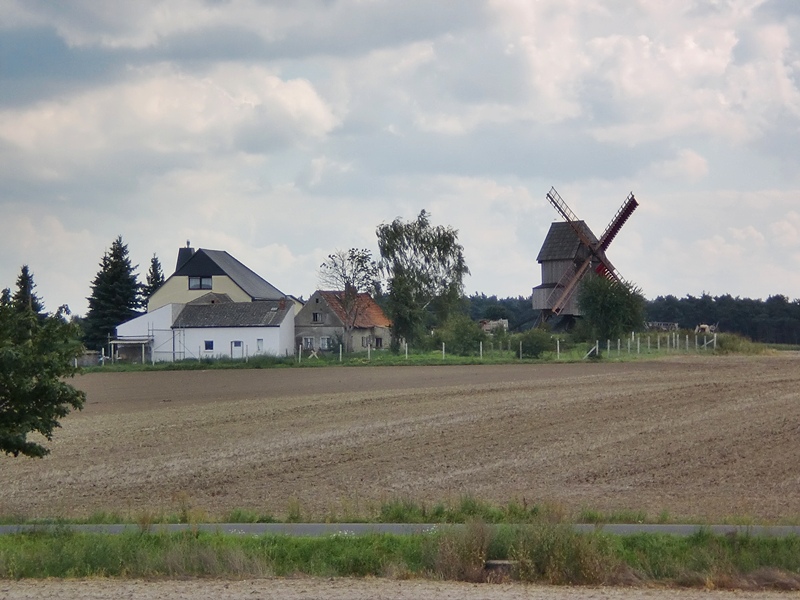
[{"xmin": 1, "ymin": 0, "xmax": 799, "ymax": 316}]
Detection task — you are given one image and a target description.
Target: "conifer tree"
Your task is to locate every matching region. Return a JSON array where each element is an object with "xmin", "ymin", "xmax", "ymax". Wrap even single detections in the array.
[
  {"xmin": 11, "ymin": 265, "xmax": 44, "ymax": 315},
  {"xmin": 83, "ymin": 236, "xmax": 142, "ymax": 350},
  {"xmin": 142, "ymin": 254, "xmax": 165, "ymax": 301}
]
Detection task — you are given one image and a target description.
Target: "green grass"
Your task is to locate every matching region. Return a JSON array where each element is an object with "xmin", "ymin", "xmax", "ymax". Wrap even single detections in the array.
[
  {"xmin": 1, "ymin": 526, "xmax": 799, "ymax": 588},
  {"xmin": 84, "ymin": 330, "xmax": 772, "ymax": 373},
  {"xmin": 6, "ymin": 497, "xmax": 798, "ymax": 527}
]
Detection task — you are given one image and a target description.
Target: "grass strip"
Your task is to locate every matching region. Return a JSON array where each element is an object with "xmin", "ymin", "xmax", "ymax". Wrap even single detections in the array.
[{"xmin": 1, "ymin": 524, "xmax": 799, "ymax": 589}]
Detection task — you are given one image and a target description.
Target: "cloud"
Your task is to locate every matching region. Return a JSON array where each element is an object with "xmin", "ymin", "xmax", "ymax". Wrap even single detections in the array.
[
  {"xmin": 771, "ymin": 211, "xmax": 800, "ymax": 247},
  {"xmin": 647, "ymin": 149, "xmax": 709, "ymax": 182},
  {"xmin": 0, "ymin": 64, "xmax": 338, "ymax": 196}
]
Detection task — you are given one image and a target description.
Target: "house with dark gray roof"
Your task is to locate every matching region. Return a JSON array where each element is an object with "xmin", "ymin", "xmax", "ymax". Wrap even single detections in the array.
[
  {"xmin": 148, "ymin": 243, "xmax": 287, "ymax": 312},
  {"xmin": 115, "ymin": 244, "xmax": 296, "ymax": 362}
]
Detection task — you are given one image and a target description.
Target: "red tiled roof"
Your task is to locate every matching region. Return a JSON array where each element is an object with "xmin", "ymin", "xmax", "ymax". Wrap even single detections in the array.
[{"xmin": 318, "ymin": 291, "xmax": 391, "ymax": 328}]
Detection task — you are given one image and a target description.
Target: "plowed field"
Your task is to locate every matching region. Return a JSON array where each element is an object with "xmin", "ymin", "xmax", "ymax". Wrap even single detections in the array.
[{"xmin": 2, "ymin": 354, "xmax": 799, "ymax": 522}]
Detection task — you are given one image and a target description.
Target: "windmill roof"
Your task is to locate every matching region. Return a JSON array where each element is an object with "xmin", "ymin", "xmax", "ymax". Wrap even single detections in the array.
[
  {"xmin": 173, "ymin": 249, "xmax": 285, "ymax": 301},
  {"xmin": 536, "ymin": 221, "xmax": 599, "ymax": 262},
  {"xmin": 172, "ymin": 300, "xmax": 291, "ymax": 328},
  {"xmin": 317, "ymin": 290, "xmax": 392, "ymax": 328}
]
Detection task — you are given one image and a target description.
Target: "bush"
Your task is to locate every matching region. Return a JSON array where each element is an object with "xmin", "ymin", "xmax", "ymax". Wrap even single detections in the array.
[
  {"xmin": 514, "ymin": 328, "xmax": 553, "ymax": 358},
  {"xmin": 432, "ymin": 315, "xmax": 487, "ymax": 356}
]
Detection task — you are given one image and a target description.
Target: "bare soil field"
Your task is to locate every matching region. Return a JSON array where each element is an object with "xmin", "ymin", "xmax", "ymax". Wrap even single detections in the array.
[
  {"xmin": 2, "ymin": 578, "xmax": 798, "ymax": 600},
  {"xmin": 2, "ymin": 354, "xmax": 800, "ymax": 522}
]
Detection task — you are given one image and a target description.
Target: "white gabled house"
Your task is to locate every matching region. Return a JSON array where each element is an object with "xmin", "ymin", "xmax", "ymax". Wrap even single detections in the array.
[{"xmin": 114, "ymin": 244, "xmax": 296, "ymax": 362}]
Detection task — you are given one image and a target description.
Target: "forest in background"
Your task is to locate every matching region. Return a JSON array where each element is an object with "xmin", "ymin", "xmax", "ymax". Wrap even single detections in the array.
[{"xmin": 465, "ymin": 292, "xmax": 800, "ymax": 345}]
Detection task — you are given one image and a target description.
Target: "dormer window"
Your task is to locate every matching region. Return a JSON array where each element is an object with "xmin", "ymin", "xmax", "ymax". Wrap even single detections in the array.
[
  {"xmin": 312, "ymin": 312, "xmax": 322, "ymax": 323},
  {"xmin": 189, "ymin": 276, "xmax": 212, "ymax": 290}
]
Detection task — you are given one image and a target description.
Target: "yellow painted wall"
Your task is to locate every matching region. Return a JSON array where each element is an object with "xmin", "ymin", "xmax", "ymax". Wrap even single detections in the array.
[{"xmin": 147, "ymin": 276, "xmax": 250, "ymax": 311}]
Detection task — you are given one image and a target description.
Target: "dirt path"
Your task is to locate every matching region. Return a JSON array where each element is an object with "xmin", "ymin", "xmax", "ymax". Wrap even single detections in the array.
[
  {"xmin": 1, "ymin": 578, "xmax": 796, "ymax": 600},
  {"xmin": 2, "ymin": 355, "xmax": 800, "ymax": 521}
]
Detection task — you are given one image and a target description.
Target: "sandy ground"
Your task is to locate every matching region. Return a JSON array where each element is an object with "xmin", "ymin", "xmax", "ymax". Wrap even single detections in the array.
[
  {"xmin": 2, "ymin": 354, "xmax": 800, "ymax": 522},
  {"xmin": 2, "ymin": 578, "xmax": 798, "ymax": 600}
]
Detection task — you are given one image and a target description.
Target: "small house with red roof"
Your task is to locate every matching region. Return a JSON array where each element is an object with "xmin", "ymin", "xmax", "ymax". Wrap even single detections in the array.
[{"xmin": 295, "ymin": 290, "xmax": 391, "ymax": 353}]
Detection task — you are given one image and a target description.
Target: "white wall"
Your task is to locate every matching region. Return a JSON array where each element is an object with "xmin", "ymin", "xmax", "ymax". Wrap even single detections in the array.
[
  {"xmin": 182, "ymin": 321, "xmax": 295, "ymax": 359},
  {"xmin": 116, "ymin": 304, "xmax": 186, "ymax": 361},
  {"xmin": 116, "ymin": 303, "xmax": 295, "ymax": 361}
]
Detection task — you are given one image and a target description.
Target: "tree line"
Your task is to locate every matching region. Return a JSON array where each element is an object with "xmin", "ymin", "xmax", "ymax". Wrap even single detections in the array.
[{"xmin": 646, "ymin": 293, "xmax": 800, "ymax": 345}]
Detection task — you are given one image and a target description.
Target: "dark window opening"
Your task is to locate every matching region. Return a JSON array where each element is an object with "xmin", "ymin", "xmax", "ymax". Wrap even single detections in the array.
[
  {"xmin": 204, "ymin": 340, "xmax": 214, "ymax": 351},
  {"xmin": 189, "ymin": 276, "xmax": 212, "ymax": 290}
]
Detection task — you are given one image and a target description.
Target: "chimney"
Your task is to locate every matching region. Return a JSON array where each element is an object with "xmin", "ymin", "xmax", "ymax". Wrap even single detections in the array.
[{"xmin": 176, "ymin": 240, "xmax": 195, "ymax": 272}]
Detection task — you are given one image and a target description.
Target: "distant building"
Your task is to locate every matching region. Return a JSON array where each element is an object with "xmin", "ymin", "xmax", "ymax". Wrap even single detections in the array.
[
  {"xmin": 114, "ymin": 244, "xmax": 295, "ymax": 362},
  {"xmin": 295, "ymin": 290, "xmax": 391, "ymax": 352}
]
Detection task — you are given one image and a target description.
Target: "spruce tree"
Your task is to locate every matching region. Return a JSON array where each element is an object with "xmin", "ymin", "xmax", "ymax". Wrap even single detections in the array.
[
  {"xmin": 11, "ymin": 265, "xmax": 45, "ymax": 315},
  {"xmin": 142, "ymin": 254, "xmax": 165, "ymax": 301},
  {"xmin": 84, "ymin": 236, "xmax": 142, "ymax": 351}
]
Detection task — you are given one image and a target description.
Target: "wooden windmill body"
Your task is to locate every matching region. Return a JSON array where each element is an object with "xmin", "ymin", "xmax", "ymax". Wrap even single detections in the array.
[{"xmin": 532, "ymin": 187, "xmax": 638, "ymax": 320}]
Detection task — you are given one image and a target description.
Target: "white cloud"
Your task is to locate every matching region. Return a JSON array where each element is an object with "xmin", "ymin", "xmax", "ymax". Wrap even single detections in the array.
[
  {"xmin": 647, "ymin": 149, "xmax": 709, "ymax": 182},
  {"xmin": 0, "ymin": 64, "xmax": 338, "ymax": 178},
  {"xmin": 771, "ymin": 211, "xmax": 800, "ymax": 248}
]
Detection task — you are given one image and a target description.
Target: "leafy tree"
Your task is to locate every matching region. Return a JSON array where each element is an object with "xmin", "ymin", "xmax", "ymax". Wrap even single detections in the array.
[
  {"xmin": 84, "ymin": 236, "xmax": 142, "ymax": 351},
  {"xmin": 0, "ymin": 277, "xmax": 85, "ymax": 457},
  {"xmin": 318, "ymin": 248, "xmax": 379, "ymax": 352},
  {"xmin": 376, "ymin": 210, "xmax": 469, "ymax": 349},
  {"xmin": 142, "ymin": 254, "xmax": 165, "ymax": 302},
  {"xmin": 577, "ymin": 275, "xmax": 646, "ymax": 342},
  {"xmin": 12, "ymin": 265, "xmax": 44, "ymax": 315}
]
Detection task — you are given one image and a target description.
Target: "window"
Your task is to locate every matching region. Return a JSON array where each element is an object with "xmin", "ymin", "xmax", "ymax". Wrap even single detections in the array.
[
  {"xmin": 312, "ymin": 312, "xmax": 322, "ymax": 323},
  {"xmin": 374, "ymin": 337, "xmax": 383, "ymax": 349},
  {"xmin": 189, "ymin": 276, "xmax": 212, "ymax": 290},
  {"xmin": 303, "ymin": 336, "xmax": 314, "ymax": 349},
  {"xmin": 232, "ymin": 341, "xmax": 242, "ymax": 348},
  {"xmin": 256, "ymin": 339, "xmax": 264, "ymax": 352},
  {"xmin": 204, "ymin": 340, "xmax": 214, "ymax": 351},
  {"xmin": 362, "ymin": 336, "xmax": 368, "ymax": 348},
  {"xmin": 320, "ymin": 336, "xmax": 331, "ymax": 350}
]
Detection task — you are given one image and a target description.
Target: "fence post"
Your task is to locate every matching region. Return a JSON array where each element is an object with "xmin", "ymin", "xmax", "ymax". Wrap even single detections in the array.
[
  {"xmin": 557, "ymin": 338, "xmax": 560, "ymax": 360},
  {"xmin": 714, "ymin": 333, "xmax": 717, "ymax": 350},
  {"xmin": 657, "ymin": 336, "xmax": 660, "ymax": 351},
  {"xmin": 405, "ymin": 341, "xmax": 408, "ymax": 360},
  {"xmin": 368, "ymin": 344, "xmax": 371, "ymax": 361},
  {"xmin": 519, "ymin": 341, "xmax": 522, "ymax": 360},
  {"xmin": 685, "ymin": 335, "xmax": 689, "ymax": 352},
  {"xmin": 442, "ymin": 342, "xmax": 445, "ymax": 360},
  {"xmin": 617, "ymin": 339, "xmax": 621, "ymax": 355},
  {"xmin": 637, "ymin": 336, "xmax": 640, "ymax": 354},
  {"xmin": 298, "ymin": 344, "xmax": 302, "ymax": 363},
  {"xmin": 607, "ymin": 340, "xmax": 610, "ymax": 355},
  {"xmin": 480, "ymin": 341, "xmax": 483, "ymax": 359},
  {"xmin": 627, "ymin": 339, "xmax": 631, "ymax": 354},
  {"xmin": 648, "ymin": 336, "xmax": 651, "ymax": 352}
]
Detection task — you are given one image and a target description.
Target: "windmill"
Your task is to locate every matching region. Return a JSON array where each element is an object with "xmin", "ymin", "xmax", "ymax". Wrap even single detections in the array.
[{"xmin": 531, "ymin": 187, "xmax": 638, "ymax": 323}]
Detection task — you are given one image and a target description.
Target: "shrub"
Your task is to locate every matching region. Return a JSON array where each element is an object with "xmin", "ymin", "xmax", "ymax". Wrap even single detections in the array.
[
  {"xmin": 432, "ymin": 315, "xmax": 487, "ymax": 356},
  {"xmin": 514, "ymin": 328, "xmax": 553, "ymax": 358}
]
